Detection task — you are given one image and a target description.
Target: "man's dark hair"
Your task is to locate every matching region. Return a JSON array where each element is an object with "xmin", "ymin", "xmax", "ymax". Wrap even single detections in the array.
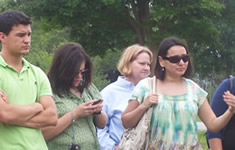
[
  {"xmin": 154, "ymin": 37, "xmax": 192, "ymax": 80},
  {"xmin": 0, "ymin": 10, "xmax": 32, "ymax": 35},
  {"xmin": 47, "ymin": 42, "xmax": 93, "ymax": 97}
]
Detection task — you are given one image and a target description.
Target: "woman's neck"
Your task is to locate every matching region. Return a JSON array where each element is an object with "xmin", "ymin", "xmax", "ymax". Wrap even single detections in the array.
[
  {"xmin": 70, "ymin": 88, "xmax": 81, "ymax": 98},
  {"xmin": 164, "ymin": 74, "xmax": 183, "ymax": 83},
  {"xmin": 158, "ymin": 77, "xmax": 186, "ymax": 95}
]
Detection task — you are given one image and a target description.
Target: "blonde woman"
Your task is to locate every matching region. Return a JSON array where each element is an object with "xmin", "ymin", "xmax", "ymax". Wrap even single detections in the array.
[{"xmin": 97, "ymin": 44, "xmax": 153, "ymax": 150}]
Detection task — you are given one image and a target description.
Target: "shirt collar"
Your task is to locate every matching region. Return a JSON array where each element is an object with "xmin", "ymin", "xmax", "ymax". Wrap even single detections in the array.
[
  {"xmin": 0, "ymin": 55, "xmax": 30, "ymax": 71},
  {"xmin": 0, "ymin": 55, "xmax": 7, "ymax": 67},
  {"xmin": 117, "ymin": 76, "xmax": 135, "ymax": 89}
]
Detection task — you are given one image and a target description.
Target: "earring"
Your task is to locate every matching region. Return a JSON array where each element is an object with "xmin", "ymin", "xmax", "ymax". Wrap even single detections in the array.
[{"xmin": 162, "ymin": 67, "xmax": 165, "ymax": 72}]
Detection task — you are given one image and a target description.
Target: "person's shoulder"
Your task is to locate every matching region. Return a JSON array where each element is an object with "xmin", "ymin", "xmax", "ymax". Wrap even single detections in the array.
[
  {"xmin": 133, "ymin": 77, "xmax": 152, "ymax": 89},
  {"xmin": 101, "ymin": 77, "xmax": 125, "ymax": 92},
  {"xmin": 221, "ymin": 76, "xmax": 232, "ymax": 86},
  {"xmin": 87, "ymin": 82, "xmax": 100, "ymax": 94},
  {"xmin": 184, "ymin": 78, "xmax": 201, "ymax": 89},
  {"xmin": 26, "ymin": 61, "xmax": 48, "ymax": 82},
  {"xmin": 216, "ymin": 76, "xmax": 233, "ymax": 92},
  {"xmin": 24, "ymin": 59, "xmax": 44, "ymax": 74},
  {"xmin": 139, "ymin": 76, "xmax": 152, "ymax": 83},
  {"xmin": 88, "ymin": 82, "xmax": 98, "ymax": 89},
  {"xmin": 30, "ymin": 64, "xmax": 43, "ymax": 72},
  {"xmin": 184, "ymin": 78, "xmax": 197, "ymax": 84},
  {"xmin": 101, "ymin": 82, "xmax": 115, "ymax": 93}
]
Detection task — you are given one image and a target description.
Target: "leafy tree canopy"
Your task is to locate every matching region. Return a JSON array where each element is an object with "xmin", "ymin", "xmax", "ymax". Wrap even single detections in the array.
[{"xmin": 3, "ymin": 0, "xmax": 224, "ymax": 54}]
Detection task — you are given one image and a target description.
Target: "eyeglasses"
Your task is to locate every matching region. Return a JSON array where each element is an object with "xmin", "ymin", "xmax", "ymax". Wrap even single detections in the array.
[
  {"xmin": 163, "ymin": 54, "xmax": 190, "ymax": 63},
  {"xmin": 77, "ymin": 69, "xmax": 88, "ymax": 75}
]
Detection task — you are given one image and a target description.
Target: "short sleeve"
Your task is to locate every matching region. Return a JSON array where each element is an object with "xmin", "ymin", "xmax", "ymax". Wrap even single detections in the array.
[
  {"xmin": 38, "ymin": 69, "xmax": 52, "ymax": 96},
  {"xmin": 187, "ymin": 79, "xmax": 208, "ymax": 108},
  {"xmin": 130, "ymin": 77, "xmax": 152, "ymax": 104},
  {"xmin": 86, "ymin": 83, "xmax": 102, "ymax": 100},
  {"xmin": 53, "ymin": 95, "xmax": 68, "ymax": 118},
  {"xmin": 34, "ymin": 66, "xmax": 52, "ymax": 97}
]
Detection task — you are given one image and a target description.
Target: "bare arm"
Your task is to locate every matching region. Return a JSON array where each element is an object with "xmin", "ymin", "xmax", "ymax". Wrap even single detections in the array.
[
  {"xmin": 92, "ymin": 99, "xmax": 107, "ymax": 128},
  {"xmin": 0, "ymin": 96, "xmax": 43, "ymax": 124},
  {"xmin": 22, "ymin": 95, "xmax": 58, "ymax": 128},
  {"xmin": 199, "ymin": 98, "xmax": 233, "ymax": 133},
  {"xmin": 93, "ymin": 112, "xmax": 107, "ymax": 128},
  {"xmin": 209, "ymin": 138, "xmax": 223, "ymax": 150},
  {"xmin": 122, "ymin": 93, "xmax": 158, "ymax": 128},
  {"xmin": 41, "ymin": 111, "xmax": 73, "ymax": 140}
]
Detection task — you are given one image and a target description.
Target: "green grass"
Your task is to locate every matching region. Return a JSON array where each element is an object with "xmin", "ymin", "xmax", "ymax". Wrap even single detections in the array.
[{"xmin": 198, "ymin": 131, "xmax": 210, "ymax": 150}]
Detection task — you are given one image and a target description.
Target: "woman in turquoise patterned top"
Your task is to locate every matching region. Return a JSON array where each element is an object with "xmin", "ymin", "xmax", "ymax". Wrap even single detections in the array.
[
  {"xmin": 122, "ymin": 37, "xmax": 235, "ymax": 150},
  {"xmin": 41, "ymin": 42, "xmax": 107, "ymax": 150}
]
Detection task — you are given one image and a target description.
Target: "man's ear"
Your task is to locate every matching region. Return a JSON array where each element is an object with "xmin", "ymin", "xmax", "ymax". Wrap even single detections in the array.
[{"xmin": 0, "ymin": 32, "xmax": 6, "ymax": 43}]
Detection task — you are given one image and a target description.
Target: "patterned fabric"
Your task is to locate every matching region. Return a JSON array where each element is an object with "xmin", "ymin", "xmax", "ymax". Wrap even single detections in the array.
[
  {"xmin": 130, "ymin": 77, "xmax": 208, "ymax": 150},
  {"xmin": 46, "ymin": 83, "xmax": 101, "ymax": 150}
]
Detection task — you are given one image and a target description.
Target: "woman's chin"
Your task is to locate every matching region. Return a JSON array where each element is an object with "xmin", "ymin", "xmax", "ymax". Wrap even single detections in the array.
[{"xmin": 73, "ymin": 82, "xmax": 80, "ymax": 87}]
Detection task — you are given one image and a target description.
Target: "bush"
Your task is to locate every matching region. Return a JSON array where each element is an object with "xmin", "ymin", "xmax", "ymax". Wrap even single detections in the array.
[{"xmin": 92, "ymin": 48, "xmax": 122, "ymax": 90}]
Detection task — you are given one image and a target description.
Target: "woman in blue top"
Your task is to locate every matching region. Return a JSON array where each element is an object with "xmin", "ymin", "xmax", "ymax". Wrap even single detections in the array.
[
  {"xmin": 122, "ymin": 37, "xmax": 235, "ymax": 149},
  {"xmin": 97, "ymin": 44, "xmax": 153, "ymax": 150}
]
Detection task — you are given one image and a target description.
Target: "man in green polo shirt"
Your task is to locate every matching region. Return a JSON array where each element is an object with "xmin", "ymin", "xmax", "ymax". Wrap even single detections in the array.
[{"xmin": 0, "ymin": 10, "xmax": 58, "ymax": 150}]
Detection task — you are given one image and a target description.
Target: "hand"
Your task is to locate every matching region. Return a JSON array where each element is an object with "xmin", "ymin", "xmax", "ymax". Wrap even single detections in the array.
[
  {"xmin": 223, "ymin": 90, "xmax": 235, "ymax": 113},
  {"xmin": 141, "ymin": 93, "xmax": 158, "ymax": 110},
  {"xmin": 91, "ymin": 99, "xmax": 103, "ymax": 114},
  {"xmin": 75, "ymin": 99, "xmax": 103, "ymax": 117},
  {"xmin": 114, "ymin": 145, "xmax": 118, "ymax": 150},
  {"xmin": 0, "ymin": 89, "xmax": 9, "ymax": 103}
]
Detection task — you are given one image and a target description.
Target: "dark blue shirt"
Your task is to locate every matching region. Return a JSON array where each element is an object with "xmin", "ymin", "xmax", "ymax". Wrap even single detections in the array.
[{"xmin": 207, "ymin": 78, "xmax": 232, "ymax": 139}]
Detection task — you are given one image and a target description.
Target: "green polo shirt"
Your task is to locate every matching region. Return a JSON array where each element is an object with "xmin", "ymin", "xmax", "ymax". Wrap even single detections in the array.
[{"xmin": 0, "ymin": 55, "xmax": 52, "ymax": 150}]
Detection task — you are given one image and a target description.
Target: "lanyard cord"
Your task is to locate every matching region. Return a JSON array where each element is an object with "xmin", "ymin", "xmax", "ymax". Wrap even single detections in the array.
[{"xmin": 71, "ymin": 111, "xmax": 75, "ymax": 144}]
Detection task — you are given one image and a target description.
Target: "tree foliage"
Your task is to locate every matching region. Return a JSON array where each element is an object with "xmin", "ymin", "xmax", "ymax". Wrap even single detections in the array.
[
  {"xmin": 1, "ymin": 0, "xmax": 234, "ymax": 91},
  {"xmin": 24, "ymin": 22, "xmax": 71, "ymax": 72},
  {"xmin": 3, "ymin": 0, "xmax": 224, "ymax": 52}
]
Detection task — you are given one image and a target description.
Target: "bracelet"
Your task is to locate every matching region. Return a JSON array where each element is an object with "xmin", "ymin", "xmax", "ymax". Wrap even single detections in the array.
[{"xmin": 94, "ymin": 111, "xmax": 102, "ymax": 115}]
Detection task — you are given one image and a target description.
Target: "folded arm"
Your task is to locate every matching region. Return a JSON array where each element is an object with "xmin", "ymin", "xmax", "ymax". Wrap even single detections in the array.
[
  {"xmin": 22, "ymin": 95, "xmax": 58, "ymax": 128},
  {"xmin": 0, "ymin": 96, "xmax": 43, "ymax": 124}
]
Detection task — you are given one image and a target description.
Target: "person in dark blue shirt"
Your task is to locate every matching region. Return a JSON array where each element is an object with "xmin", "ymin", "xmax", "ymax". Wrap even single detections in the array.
[{"xmin": 207, "ymin": 77, "xmax": 235, "ymax": 150}]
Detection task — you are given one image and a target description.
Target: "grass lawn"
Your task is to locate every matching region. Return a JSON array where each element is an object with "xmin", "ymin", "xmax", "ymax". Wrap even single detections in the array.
[{"xmin": 198, "ymin": 131, "xmax": 210, "ymax": 150}]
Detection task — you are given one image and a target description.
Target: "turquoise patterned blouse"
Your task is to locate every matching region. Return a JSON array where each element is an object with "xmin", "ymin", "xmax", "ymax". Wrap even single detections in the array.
[
  {"xmin": 46, "ymin": 83, "xmax": 102, "ymax": 150},
  {"xmin": 130, "ymin": 77, "xmax": 208, "ymax": 150}
]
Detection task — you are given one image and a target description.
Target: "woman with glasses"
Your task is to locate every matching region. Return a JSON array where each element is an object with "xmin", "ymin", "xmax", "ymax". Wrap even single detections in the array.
[
  {"xmin": 41, "ymin": 42, "xmax": 107, "ymax": 150},
  {"xmin": 121, "ymin": 37, "xmax": 235, "ymax": 149}
]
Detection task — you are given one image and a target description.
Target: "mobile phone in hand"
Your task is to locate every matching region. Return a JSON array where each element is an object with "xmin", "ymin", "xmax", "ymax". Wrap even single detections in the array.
[
  {"xmin": 92, "ymin": 99, "xmax": 101, "ymax": 105},
  {"xmin": 92, "ymin": 99, "xmax": 102, "ymax": 114}
]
